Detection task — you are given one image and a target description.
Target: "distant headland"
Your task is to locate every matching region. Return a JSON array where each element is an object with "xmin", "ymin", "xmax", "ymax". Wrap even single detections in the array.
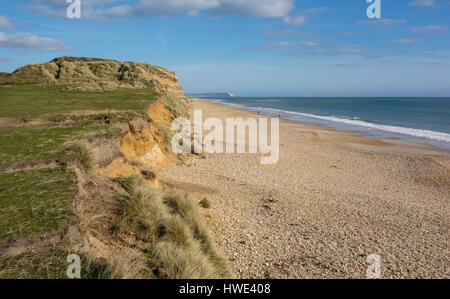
[{"xmin": 188, "ymin": 92, "xmax": 235, "ymax": 99}]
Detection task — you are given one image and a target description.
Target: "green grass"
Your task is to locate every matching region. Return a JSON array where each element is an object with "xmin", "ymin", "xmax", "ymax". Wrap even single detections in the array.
[
  {"xmin": 0, "ymin": 168, "xmax": 75, "ymax": 242},
  {"xmin": 0, "ymin": 82, "xmax": 222, "ymax": 279},
  {"xmin": 0, "ymin": 84, "xmax": 155, "ymax": 168},
  {"xmin": 0, "ymin": 85, "xmax": 156, "ymax": 119},
  {"xmin": 113, "ymin": 175, "xmax": 232, "ymax": 279},
  {"xmin": 0, "ymin": 84, "xmax": 163, "ymax": 277},
  {"xmin": 0, "ymin": 250, "xmax": 113, "ymax": 279},
  {"xmin": 0, "ymin": 124, "xmax": 118, "ymax": 165},
  {"xmin": 0, "ymin": 84, "xmax": 156, "ymax": 278}
]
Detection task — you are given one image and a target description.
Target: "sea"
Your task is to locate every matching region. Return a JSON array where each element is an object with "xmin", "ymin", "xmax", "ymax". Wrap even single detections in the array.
[{"xmin": 212, "ymin": 97, "xmax": 450, "ymax": 150}]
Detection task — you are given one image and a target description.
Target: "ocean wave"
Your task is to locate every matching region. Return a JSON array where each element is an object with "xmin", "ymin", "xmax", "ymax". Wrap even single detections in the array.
[{"xmin": 214, "ymin": 101, "xmax": 450, "ymax": 143}]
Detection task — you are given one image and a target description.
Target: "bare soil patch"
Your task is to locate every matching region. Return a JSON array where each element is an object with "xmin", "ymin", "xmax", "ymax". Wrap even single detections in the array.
[{"xmin": 0, "ymin": 117, "xmax": 21, "ymax": 128}]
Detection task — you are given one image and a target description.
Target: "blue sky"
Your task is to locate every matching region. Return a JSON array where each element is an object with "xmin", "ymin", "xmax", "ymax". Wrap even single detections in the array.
[{"xmin": 0, "ymin": 0, "xmax": 449, "ymax": 96}]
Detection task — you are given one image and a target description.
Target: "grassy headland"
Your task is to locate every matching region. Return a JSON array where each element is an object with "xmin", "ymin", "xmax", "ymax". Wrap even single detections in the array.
[{"xmin": 0, "ymin": 58, "xmax": 230, "ymax": 279}]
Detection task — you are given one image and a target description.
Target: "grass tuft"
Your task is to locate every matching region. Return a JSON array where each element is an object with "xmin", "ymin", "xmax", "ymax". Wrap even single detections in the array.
[
  {"xmin": 141, "ymin": 169, "xmax": 158, "ymax": 181},
  {"xmin": 177, "ymin": 153, "xmax": 189, "ymax": 165},
  {"xmin": 199, "ymin": 198, "xmax": 211, "ymax": 209},
  {"xmin": 157, "ymin": 124, "xmax": 174, "ymax": 146},
  {"xmin": 114, "ymin": 176, "xmax": 232, "ymax": 279},
  {"xmin": 147, "ymin": 241, "xmax": 217, "ymax": 279},
  {"xmin": 70, "ymin": 142, "xmax": 96, "ymax": 174},
  {"xmin": 162, "ymin": 95, "xmax": 189, "ymax": 119}
]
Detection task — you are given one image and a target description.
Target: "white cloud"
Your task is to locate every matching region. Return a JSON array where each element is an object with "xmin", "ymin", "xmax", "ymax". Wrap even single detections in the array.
[
  {"xmin": 286, "ymin": 45, "xmax": 405, "ymax": 57},
  {"xmin": 389, "ymin": 38, "xmax": 424, "ymax": 44},
  {"xmin": 334, "ymin": 63, "xmax": 354, "ymax": 68},
  {"xmin": 342, "ymin": 32, "xmax": 358, "ymax": 36},
  {"xmin": 96, "ymin": 0, "xmax": 220, "ymax": 18},
  {"xmin": 333, "ymin": 45, "xmax": 365, "ymax": 55},
  {"xmin": 410, "ymin": 25, "xmax": 447, "ymax": 34},
  {"xmin": 301, "ymin": 6, "xmax": 327, "ymax": 15},
  {"xmin": 187, "ymin": 10, "xmax": 201, "ymax": 17},
  {"xmin": 0, "ymin": 16, "xmax": 13, "ymax": 30},
  {"xmin": 410, "ymin": 0, "xmax": 450, "ymax": 7},
  {"xmin": 26, "ymin": 0, "xmax": 295, "ymax": 19},
  {"xmin": 214, "ymin": 0, "xmax": 294, "ymax": 18},
  {"xmin": 263, "ymin": 27, "xmax": 314, "ymax": 39},
  {"xmin": 283, "ymin": 15, "xmax": 306, "ymax": 26},
  {"xmin": 0, "ymin": 32, "xmax": 72, "ymax": 51},
  {"xmin": 411, "ymin": 0, "xmax": 438, "ymax": 6},
  {"xmin": 359, "ymin": 19, "xmax": 407, "ymax": 26},
  {"xmin": 253, "ymin": 40, "xmax": 319, "ymax": 50},
  {"xmin": 283, "ymin": 6, "xmax": 327, "ymax": 27},
  {"xmin": 30, "ymin": 0, "xmax": 119, "ymax": 8}
]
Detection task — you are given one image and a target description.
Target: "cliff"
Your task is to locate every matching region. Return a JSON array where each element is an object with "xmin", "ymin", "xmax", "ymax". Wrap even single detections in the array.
[
  {"xmin": 0, "ymin": 58, "xmax": 231, "ymax": 278},
  {"xmin": 5, "ymin": 57, "xmax": 189, "ymax": 171},
  {"xmin": 1, "ymin": 56, "xmax": 186, "ymax": 102}
]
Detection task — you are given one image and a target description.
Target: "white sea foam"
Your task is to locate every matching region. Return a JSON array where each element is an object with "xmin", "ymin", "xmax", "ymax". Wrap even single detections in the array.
[{"xmin": 214, "ymin": 100, "xmax": 450, "ymax": 143}]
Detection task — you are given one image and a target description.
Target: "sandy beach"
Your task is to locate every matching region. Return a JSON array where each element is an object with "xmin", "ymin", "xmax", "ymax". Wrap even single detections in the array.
[{"xmin": 160, "ymin": 99, "xmax": 450, "ymax": 279}]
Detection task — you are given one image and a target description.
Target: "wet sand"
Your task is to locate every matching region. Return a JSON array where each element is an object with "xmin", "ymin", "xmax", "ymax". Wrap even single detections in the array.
[{"xmin": 161, "ymin": 99, "xmax": 450, "ymax": 279}]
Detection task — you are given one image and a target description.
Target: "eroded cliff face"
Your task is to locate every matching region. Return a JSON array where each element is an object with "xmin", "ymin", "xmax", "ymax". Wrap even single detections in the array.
[
  {"xmin": 100, "ymin": 101, "xmax": 179, "ymax": 180},
  {"xmin": 2, "ymin": 56, "xmax": 189, "ymax": 178}
]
